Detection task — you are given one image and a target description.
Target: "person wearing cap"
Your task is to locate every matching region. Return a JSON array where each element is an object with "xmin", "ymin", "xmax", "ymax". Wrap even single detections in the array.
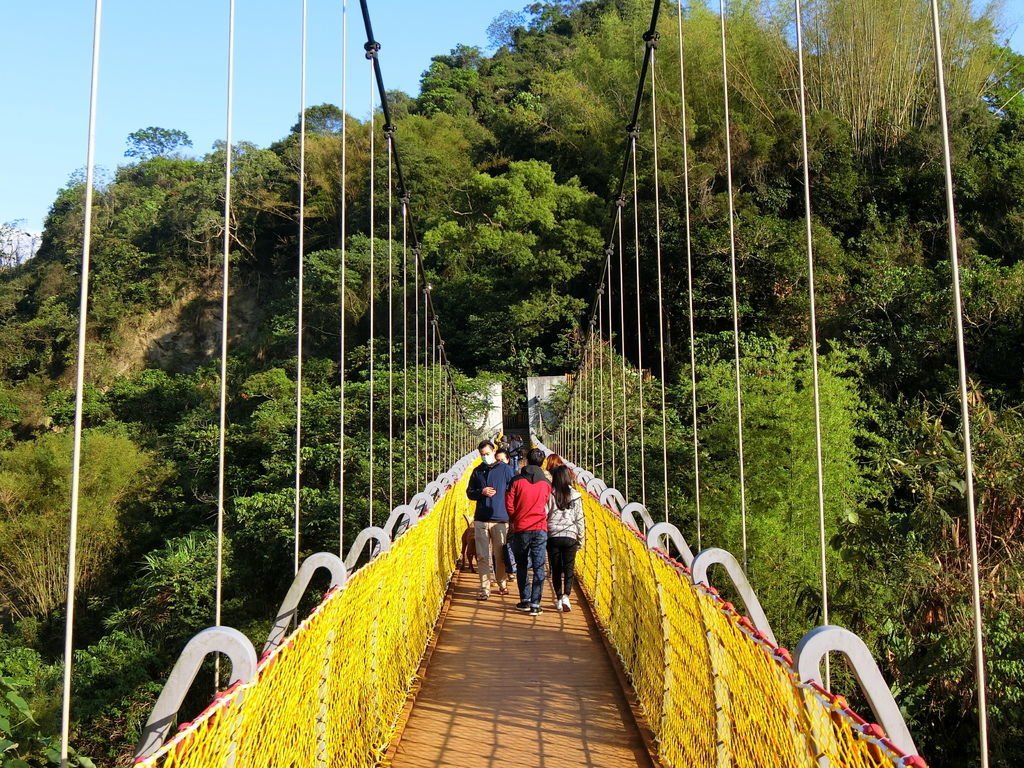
[{"xmin": 466, "ymin": 439, "xmax": 515, "ymax": 599}]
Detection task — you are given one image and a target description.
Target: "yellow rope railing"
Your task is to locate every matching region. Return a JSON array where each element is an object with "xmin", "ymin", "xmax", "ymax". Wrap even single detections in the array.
[
  {"xmin": 137, "ymin": 468, "xmax": 470, "ymax": 768},
  {"xmin": 577, "ymin": 491, "xmax": 916, "ymax": 768}
]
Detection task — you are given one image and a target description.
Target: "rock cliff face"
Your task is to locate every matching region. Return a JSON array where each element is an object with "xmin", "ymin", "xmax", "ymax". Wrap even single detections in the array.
[{"xmin": 106, "ymin": 276, "xmax": 270, "ymax": 378}]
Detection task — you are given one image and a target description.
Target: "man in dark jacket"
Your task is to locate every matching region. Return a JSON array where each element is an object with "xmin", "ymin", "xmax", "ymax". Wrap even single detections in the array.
[
  {"xmin": 505, "ymin": 448, "xmax": 552, "ymax": 615},
  {"xmin": 466, "ymin": 439, "xmax": 515, "ymax": 599}
]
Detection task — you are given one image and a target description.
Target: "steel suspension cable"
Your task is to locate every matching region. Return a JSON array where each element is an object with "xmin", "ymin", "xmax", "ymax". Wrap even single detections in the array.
[
  {"xmin": 293, "ymin": 0, "xmax": 308, "ymax": 576},
  {"xmin": 553, "ymin": 1, "xmax": 661, "ymax": 477},
  {"xmin": 60, "ymin": 1, "xmax": 103, "ymax": 761},
  {"xmin": 386, "ymin": 129, "xmax": 394, "ymax": 508},
  {"xmin": 214, "ymin": 0, "xmax": 237, "ymax": 684},
  {"xmin": 630, "ymin": 135, "xmax": 648, "ymax": 507},
  {"xmin": 719, "ymin": 0, "xmax": 749, "ymax": 571},
  {"xmin": 677, "ymin": 0, "xmax": 702, "ymax": 550},
  {"xmin": 794, "ymin": 0, "xmax": 830, "ymax": 687},
  {"xmin": 649, "ymin": 45, "xmax": 670, "ymax": 524},
  {"xmin": 338, "ymin": 0, "xmax": 349, "ymax": 557},
  {"xmin": 356, "ymin": 0, "xmax": 471, "ymax": 486},
  {"xmin": 367, "ymin": 53, "xmax": 376, "ymax": 526},
  {"xmin": 928, "ymin": 1, "xmax": 989, "ymax": 763}
]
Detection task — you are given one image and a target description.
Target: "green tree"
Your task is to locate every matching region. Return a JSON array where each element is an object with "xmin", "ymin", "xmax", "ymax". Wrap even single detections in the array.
[{"xmin": 124, "ymin": 127, "xmax": 192, "ymax": 160}]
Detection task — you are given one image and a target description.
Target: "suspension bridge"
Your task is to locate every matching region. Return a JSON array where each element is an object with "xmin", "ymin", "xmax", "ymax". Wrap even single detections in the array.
[{"xmin": 44, "ymin": 0, "xmax": 991, "ymax": 767}]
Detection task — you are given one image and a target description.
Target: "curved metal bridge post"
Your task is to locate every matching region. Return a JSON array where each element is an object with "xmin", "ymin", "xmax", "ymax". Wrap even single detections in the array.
[
  {"xmin": 135, "ymin": 627, "xmax": 257, "ymax": 759},
  {"xmin": 796, "ymin": 625, "xmax": 918, "ymax": 757},
  {"xmin": 264, "ymin": 552, "xmax": 348, "ymax": 655},
  {"xmin": 645, "ymin": 521, "xmax": 695, "ymax": 568},
  {"xmin": 343, "ymin": 526, "xmax": 392, "ymax": 571},
  {"xmin": 690, "ymin": 547, "xmax": 776, "ymax": 646}
]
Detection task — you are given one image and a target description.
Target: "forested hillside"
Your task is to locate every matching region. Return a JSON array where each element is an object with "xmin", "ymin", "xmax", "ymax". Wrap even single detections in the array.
[{"xmin": 1, "ymin": 1, "xmax": 1022, "ymax": 765}]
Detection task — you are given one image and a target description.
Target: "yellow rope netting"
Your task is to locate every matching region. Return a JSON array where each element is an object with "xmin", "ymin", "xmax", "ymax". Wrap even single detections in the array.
[
  {"xmin": 137, "ymin": 467, "xmax": 909, "ymax": 768},
  {"xmin": 576, "ymin": 491, "xmax": 911, "ymax": 768},
  {"xmin": 137, "ymin": 468, "xmax": 470, "ymax": 768}
]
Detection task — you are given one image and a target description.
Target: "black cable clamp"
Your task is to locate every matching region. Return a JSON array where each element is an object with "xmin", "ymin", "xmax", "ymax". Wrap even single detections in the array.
[
  {"xmin": 605, "ymin": 246, "xmax": 616, "ymax": 259},
  {"xmin": 643, "ymin": 30, "xmax": 660, "ymax": 50},
  {"xmin": 382, "ymin": 122, "xmax": 396, "ymax": 137},
  {"xmin": 400, "ymin": 191, "xmax": 411, "ymax": 208},
  {"xmin": 615, "ymin": 195, "xmax": 627, "ymax": 209},
  {"xmin": 626, "ymin": 124, "xmax": 640, "ymax": 141},
  {"xmin": 364, "ymin": 40, "xmax": 380, "ymax": 60}
]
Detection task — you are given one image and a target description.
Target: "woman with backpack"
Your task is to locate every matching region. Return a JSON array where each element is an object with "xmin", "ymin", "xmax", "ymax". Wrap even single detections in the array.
[{"xmin": 546, "ymin": 464, "xmax": 585, "ymax": 612}]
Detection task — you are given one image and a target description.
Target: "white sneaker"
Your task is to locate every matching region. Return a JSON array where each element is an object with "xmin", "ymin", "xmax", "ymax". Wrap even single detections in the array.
[
  {"xmin": 562, "ymin": 595, "xmax": 572, "ymax": 612},
  {"xmin": 554, "ymin": 595, "xmax": 564, "ymax": 611}
]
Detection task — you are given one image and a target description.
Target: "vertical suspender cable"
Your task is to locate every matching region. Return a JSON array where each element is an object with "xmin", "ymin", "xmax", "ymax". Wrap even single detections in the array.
[
  {"xmin": 718, "ymin": 0, "xmax": 749, "ymax": 571},
  {"xmin": 677, "ymin": 0, "xmax": 702, "ymax": 549},
  {"xmin": 215, "ymin": 0, "xmax": 237, "ymax": 669},
  {"xmin": 366, "ymin": 53, "xmax": 376, "ymax": 526},
  {"xmin": 338, "ymin": 0, "xmax": 348, "ymax": 557},
  {"xmin": 402, "ymin": 199, "xmax": 409, "ymax": 500},
  {"xmin": 293, "ymin": 0, "xmax": 308, "ymax": 576},
  {"xmin": 431, "ymin": 321, "xmax": 438, "ymax": 474},
  {"xmin": 414, "ymin": 255, "xmax": 420, "ymax": 484},
  {"xmin": 630, "ymin": 135, "xmax": 648, "ymax": 506},
  {"xmin": 649, "ymin": 44, "xmax": 671, "ymax": 524},
  {"xmin": 592, "ymin": 336, "xmax": 598, "ymax": 470},
  {"xmin": 423, "ymin": 285, "xmax": 430, "ymax": 482},
  {"xmin": 928, "ymin": 1, "xmax": 989, "ymax": 763},
  {"xmin": 60, "ymin": 2, "xmax": 103, "ymax": 761},
  {"xmin": 794, "ymin": 0, "xmax": 830, "ymax": 687},
  {"xmin": 606, "ymin": 247, "xmax": 618, "ymax": 488},
  {"xmin": 617, "ymin": 205, "xmax": 630, "ymax": 498},
  {"xmin": 386, "ymin": 130, "xmax": 394, "ymax": 508},
  {"xmin": 598, "ymin": 289, "xmax": 606, "ymax": 474}
]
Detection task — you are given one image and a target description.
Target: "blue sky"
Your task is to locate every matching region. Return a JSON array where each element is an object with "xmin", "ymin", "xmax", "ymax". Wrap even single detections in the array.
[
  {"xmin": 0, "ymin": 1, "xmax": 521, "ymax": 235},
  {"xmin": 1, "ymin": 1, "xmax": 1022, "ymax": 236}
]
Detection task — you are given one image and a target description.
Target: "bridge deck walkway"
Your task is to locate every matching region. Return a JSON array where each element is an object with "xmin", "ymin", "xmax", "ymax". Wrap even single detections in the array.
[{"xmin": 386, "ymin": 568, "xmax": 653, "ymax": 768}]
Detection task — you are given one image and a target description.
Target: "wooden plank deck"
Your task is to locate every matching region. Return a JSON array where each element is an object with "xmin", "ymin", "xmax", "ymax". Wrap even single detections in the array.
[{"xmin": 387, "ymin": 569, "xmax": 655, "ymax": 768}]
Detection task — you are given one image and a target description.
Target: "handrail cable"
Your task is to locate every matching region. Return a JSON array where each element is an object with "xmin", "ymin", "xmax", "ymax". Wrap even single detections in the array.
[
  {"xmin": 338, "ymin": 0, "xmax": 349, "ymax": 557},
  {"xmin": 718, "ymin": 0, "xmax": 749, "ymax": 571},
  {"xmin": 214, "ymin": 0, "xmax": 237, "ymax": 688},
  {"xmin": 293, "ymin": 0, "xmax": 308, "ymax": 576},
  {"xmin": 794, "ymin": 0, "xmax": 830, "ymax": 687},
  {"xmin": 677, "ymin": 0, "xmax": 702, "ymax": 549},
  {"xmin": 649, "ymin": 41, "xmax": 671, "ymax": 524},
  {"xmin": 60, "ymin": 1, "xmax": 103, "ymax": 761},
  {"xmin": 928, "ymin": 0, "xmax": 989, "ymax": 763}
]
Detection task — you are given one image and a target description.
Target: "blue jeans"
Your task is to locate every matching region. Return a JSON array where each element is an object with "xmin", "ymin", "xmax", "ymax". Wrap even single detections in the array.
[{"xmin": 510, "ymin": 530, "xmax": 547, "ymax": 606}]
